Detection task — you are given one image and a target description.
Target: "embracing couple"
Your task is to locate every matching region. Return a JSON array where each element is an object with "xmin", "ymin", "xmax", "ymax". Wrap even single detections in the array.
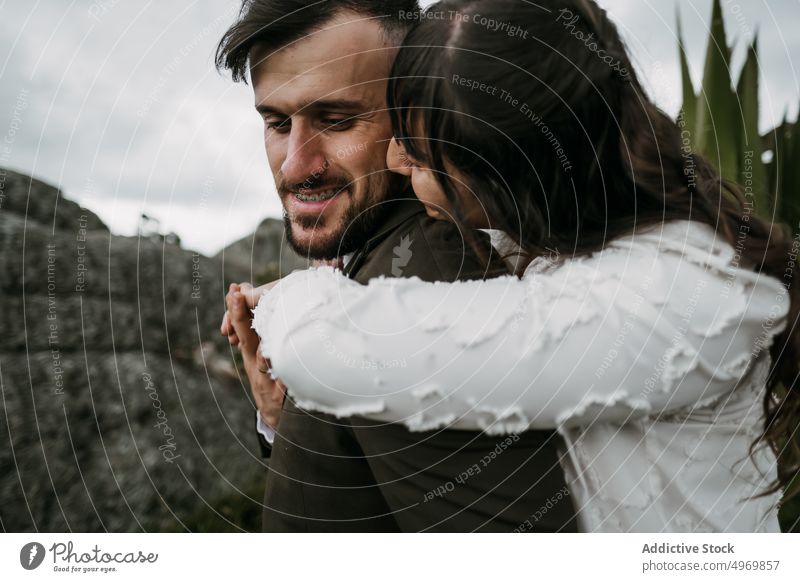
[{"xmin": 217, "ymin": 0, "xmax": 799, "ymax": 532}]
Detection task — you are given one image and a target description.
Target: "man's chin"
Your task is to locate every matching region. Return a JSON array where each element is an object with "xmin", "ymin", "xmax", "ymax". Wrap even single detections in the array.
[
  {"xmin": 285, "ymin": 220, "xmax": 347, "ymax": 261},
  {"xmin": 281, "ymin": 178, "xmax": 396, "ymax": 261}
]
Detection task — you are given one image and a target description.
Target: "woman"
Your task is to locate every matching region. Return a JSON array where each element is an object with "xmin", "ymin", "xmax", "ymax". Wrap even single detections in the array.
[{"xmin": 252, "ymin": 0, "xmax": 799, "ymax": 531}]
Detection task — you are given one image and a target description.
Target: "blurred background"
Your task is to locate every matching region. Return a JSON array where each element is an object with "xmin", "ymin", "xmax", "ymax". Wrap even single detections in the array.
[{"xmin": 1, "ymin": 0, "xmax": 798, "ymax": 532}]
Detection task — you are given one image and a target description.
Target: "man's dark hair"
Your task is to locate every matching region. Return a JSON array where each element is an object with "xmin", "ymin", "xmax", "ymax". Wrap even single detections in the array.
[{"xmin": 216, "ymin": 0, "xmax": 421, "ymax": 83}]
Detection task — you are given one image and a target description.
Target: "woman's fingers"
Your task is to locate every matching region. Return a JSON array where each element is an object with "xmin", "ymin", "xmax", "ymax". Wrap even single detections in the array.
[
  {"xmin": 256, "ymin": 347, "xmax": 267, "ymax": 373},
  {"xmin": 221, "ymin": 283, "xmax": 242, "ymax": 338},
  {"xmin": 240, "ymin": 281, "xmax": 276, "ymax": 310},
  {"xmin": 227, "ymin": 292, "xmax": 257, "ymax": 362},
  {"xmin": 220, "ymin": 311, "xmax": 229, "ymax": 336},
  {"xmin": 221, "ymin": 280, "xmax": 274, "ymax": 353}
]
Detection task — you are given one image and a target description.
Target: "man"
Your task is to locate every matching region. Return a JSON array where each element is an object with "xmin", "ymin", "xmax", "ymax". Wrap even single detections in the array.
[{"xmin": 217, "ymin": 0, "xmax": 577, "ymax": 532}]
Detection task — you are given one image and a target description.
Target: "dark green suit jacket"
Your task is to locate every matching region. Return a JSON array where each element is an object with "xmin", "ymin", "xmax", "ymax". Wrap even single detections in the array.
[{"xmin": 262, "ymin": 198, "xmax": 577, "ymax": 532}]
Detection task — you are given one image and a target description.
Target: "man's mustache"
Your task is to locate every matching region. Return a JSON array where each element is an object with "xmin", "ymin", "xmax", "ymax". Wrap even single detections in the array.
[{"xmin": 277, "ymin": 175, "xmax": 352, "ymax": 196}]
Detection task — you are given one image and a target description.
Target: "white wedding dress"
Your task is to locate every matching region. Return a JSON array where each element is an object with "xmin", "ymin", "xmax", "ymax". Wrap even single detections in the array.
[{"xmin": 253, "ymin": 220, "xmax": 788, "ymax": 532}]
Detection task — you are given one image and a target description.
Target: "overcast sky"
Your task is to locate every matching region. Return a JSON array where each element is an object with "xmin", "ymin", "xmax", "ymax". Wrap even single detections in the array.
[{"xmin": 1, "ymin": 0, "xmax": 798, "ymax": 255}]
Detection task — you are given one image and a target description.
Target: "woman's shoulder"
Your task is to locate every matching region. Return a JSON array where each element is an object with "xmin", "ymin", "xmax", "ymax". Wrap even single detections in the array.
[
  {"xmin": 602, "ymin": 220, "xmax": 783, "ymax": 295},
  {"xmin": 607, "ymin": 220, "xmax": 733, "ymax": 263},
  {"xmin": 523, "ymin": 220, "xmax": 787, "ymax": 319},
  {"xmin": 539, "ymin": 220, "xmax": 739, "ymax": 275}
]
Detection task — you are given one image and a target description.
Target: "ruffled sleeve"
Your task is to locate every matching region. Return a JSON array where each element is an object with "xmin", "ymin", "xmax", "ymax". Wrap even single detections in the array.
[{"xmin": 253, "ymin": 221, "xmax": 788, "ymax": 433}]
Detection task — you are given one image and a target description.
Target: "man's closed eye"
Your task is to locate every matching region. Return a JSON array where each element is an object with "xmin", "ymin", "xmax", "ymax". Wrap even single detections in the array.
[{"xmin": 265, "ymin": 118, "xmax": 291, "ymax": 133}]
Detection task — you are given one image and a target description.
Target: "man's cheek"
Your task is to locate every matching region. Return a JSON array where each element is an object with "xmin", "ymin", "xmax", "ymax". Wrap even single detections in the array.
[{"xmin": 264, "ymin": 147, "xmax": 285, "ymax": 180}]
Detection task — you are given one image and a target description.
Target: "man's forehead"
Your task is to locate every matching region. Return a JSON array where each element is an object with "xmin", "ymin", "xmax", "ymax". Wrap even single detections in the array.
[
  {"xmin": 250, "ymin": 11, "xmax": 395, "ymax": 110},
  {"xmin": 253, "ymin": 67, "xmax": 384, "ymax": 114}
]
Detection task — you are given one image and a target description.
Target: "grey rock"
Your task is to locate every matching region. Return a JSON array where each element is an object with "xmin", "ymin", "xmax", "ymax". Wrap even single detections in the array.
[
  {"xmin": 0, "ymin": 167, "xmax": 108, "ymax": 232},
  {"xmin": 215, "ymin": 215, "xmax": 309, "ymax": 281},
  {"xmin": 0, "ymin": 168, "xmax": 277, "ymax": 532}
]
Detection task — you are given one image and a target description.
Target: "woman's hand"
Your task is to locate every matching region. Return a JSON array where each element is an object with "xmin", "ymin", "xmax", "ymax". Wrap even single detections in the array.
[
  {"xmin": 221, "ymin": 281, "xmax": 284, "ymax": 428},
  {"xmin": 220, "ymin": 281, "xmax": 277, "ymax": 346}
]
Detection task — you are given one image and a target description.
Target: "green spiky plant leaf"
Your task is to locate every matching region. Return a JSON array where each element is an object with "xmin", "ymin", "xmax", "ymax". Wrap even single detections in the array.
[
  {"xmin": 693, "ymin": 0, "xmax": 741, "ymax": 184},
  {"xmin": 679, "ymin": 0, "xmax": 799, "ymax": 226},
  {"xmin": 677, "ymin": 8, "xmax": 697, "ymax": 136},
  {"xmin": 762, "ymin": 114, "xmax": 785, "ymax": 205},
  {"xmin": 778, "ymin": 113, "xmax": 800, "ymax": 231},
  {"xmin": 736, "ymin": 34, "xmax": 771, "ymax": 215}
]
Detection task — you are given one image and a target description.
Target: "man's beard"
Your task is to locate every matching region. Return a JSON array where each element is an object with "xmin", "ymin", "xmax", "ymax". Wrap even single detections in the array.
[{"xmin": 282, "ymin": 171, "xmax": 405, "ymax": 261}]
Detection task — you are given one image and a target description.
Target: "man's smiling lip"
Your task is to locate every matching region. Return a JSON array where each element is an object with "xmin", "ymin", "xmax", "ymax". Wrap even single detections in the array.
[
  {"xmin": 294, "ymin": 185, "xmax": 345, "ymax": 197},
  {"xmin": 288, "ymin": 186, "xmax": 349, "ymax": 209}
]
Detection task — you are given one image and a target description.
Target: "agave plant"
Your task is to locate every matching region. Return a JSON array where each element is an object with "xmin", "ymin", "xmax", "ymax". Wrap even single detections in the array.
[
  {"xmin": 677, "ymin": 0, "xmax": 799, "ymax": 230},
  {"xmin": 768, "ymin": 113, "xmax": 800, "ymax": 234},
  {"xmin": 677, "ymin": 0, "xmax": 799, "ymax": 533}
]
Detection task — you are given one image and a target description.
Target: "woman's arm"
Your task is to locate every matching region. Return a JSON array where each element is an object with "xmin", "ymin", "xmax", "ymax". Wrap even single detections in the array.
[{"xmin": 254, "ymin": 240, "xmax": 787, "ymax": 433}]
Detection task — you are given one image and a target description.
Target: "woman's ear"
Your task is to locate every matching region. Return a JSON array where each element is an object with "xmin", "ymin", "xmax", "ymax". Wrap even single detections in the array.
[{"xmin": 386, "ymin": 137, "xmax": 413, "ymax": 176}]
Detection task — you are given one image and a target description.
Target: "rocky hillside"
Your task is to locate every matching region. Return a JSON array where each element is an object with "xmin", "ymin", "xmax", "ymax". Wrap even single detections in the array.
[
  {"xmin": 0, "ymin": 167, "xmax": 284, "ymax": 532},
  {"xmin": 216, "ymin": 215, "xmax": 308, "ymax": 282}
]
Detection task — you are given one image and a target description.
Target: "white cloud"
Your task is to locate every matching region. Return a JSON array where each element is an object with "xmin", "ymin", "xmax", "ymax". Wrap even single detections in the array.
[{"xmin": 1, "ymin": 0, "xmax": 280, "ymax": 255}]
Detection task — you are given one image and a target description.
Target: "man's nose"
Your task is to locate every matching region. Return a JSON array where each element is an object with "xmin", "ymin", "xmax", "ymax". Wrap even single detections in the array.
[{"xmin": 280, "ymin": 124, "xmax": 328, "ymax": 186}]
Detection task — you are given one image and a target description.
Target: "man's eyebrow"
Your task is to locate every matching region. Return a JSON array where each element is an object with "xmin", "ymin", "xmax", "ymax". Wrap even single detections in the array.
[{"xmin": 255, "ymin": 99, "xmax": 369, "ymax": 116}]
